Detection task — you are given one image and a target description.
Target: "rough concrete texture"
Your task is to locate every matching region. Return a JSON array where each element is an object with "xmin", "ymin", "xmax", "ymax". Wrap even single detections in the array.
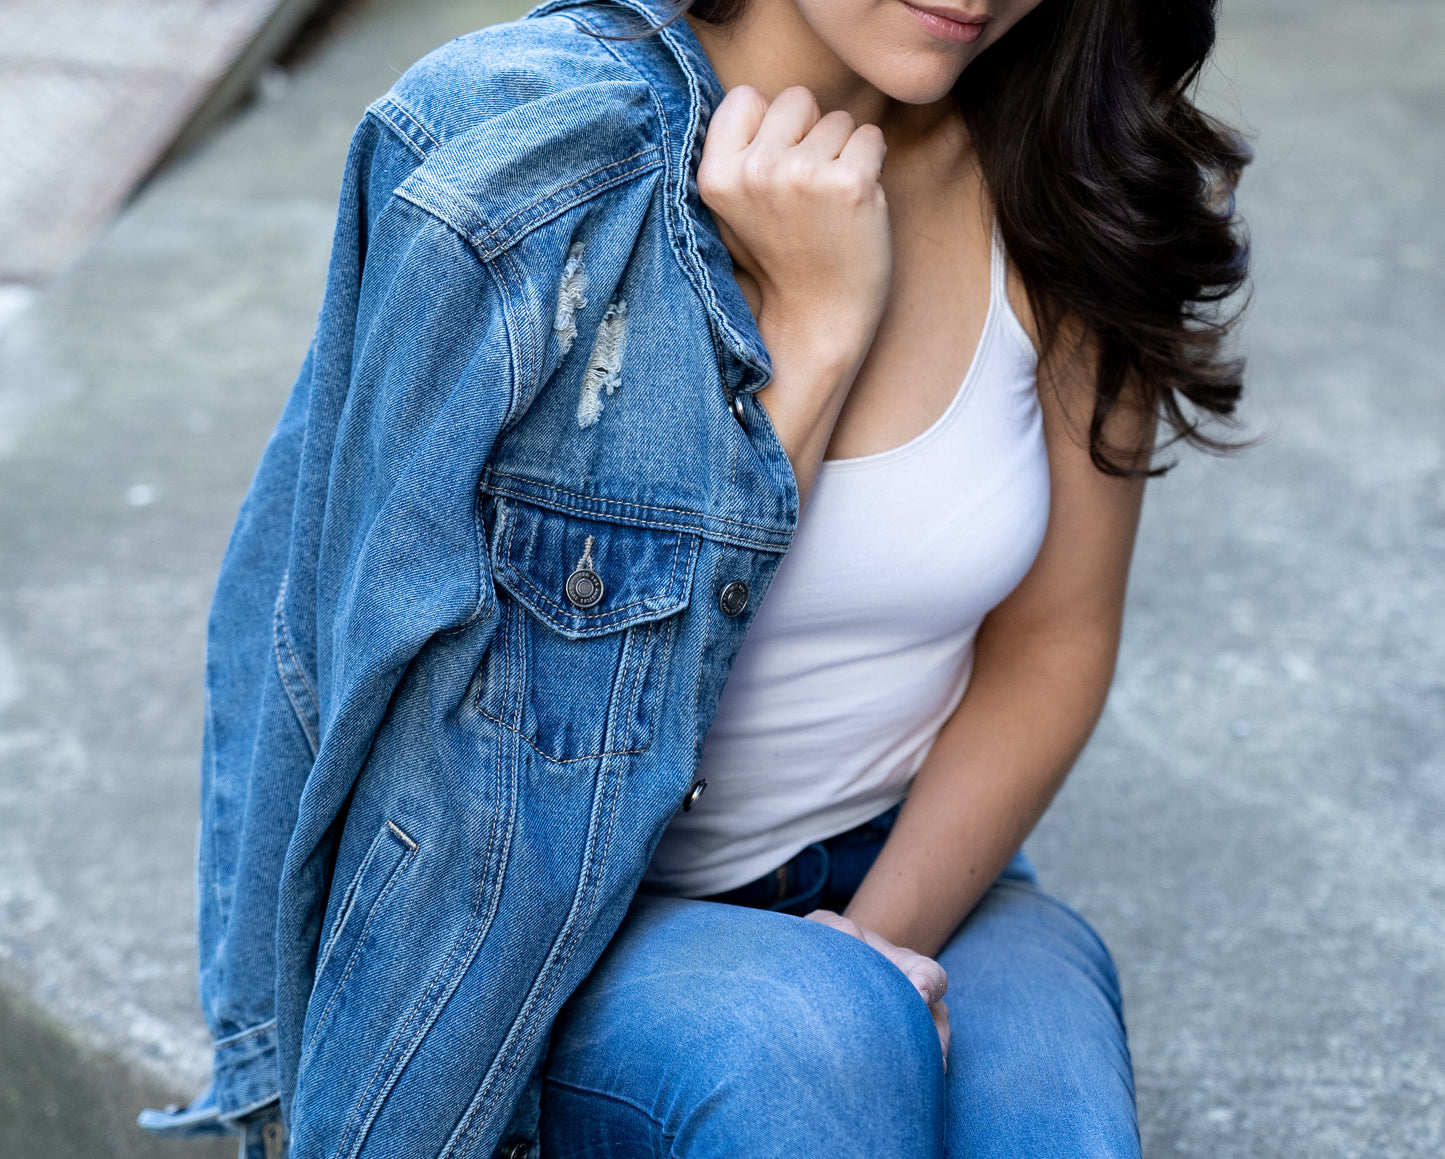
[
  {"xmin": 0, "ymin": 0, "xmax": 327, "ymax": 282},
  {"xmin": 0, "ymin": 0, "xmax": 1440, "ymax": 1156}
]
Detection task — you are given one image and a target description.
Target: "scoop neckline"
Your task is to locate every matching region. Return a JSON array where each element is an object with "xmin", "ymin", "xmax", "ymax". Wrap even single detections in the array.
[{"xmin": 818, "ymin": 228, "xmax": 1031, "ymax": 474}]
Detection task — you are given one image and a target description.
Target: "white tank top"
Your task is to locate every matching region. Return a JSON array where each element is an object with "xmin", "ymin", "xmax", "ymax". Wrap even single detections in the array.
[{"xmin": 646, "ymin": 230, "xmax": 1049, "ymax": 897}]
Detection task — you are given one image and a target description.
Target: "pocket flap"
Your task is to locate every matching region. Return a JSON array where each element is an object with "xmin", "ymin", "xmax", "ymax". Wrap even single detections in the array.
[{"xmin": 490, "ymin": 497, "xmax": 699, "ymax": 638}]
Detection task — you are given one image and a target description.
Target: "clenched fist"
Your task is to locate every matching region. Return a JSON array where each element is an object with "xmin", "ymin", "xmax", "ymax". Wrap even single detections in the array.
[{"xmin": 699, "ymin": 84, "xmax": 892, "ymax": 351}]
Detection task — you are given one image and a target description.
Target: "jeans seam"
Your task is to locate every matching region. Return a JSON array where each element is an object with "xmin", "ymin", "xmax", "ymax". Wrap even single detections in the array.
[{"xmin": 542, "ymin": 1076, "xmax": 677, "ymax": 1145}]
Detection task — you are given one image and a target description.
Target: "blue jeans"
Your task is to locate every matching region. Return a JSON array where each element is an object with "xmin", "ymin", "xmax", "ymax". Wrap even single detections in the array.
[{"xmin": 540, "ymin": 813, "xmax": 1140, "ymax": 1157}]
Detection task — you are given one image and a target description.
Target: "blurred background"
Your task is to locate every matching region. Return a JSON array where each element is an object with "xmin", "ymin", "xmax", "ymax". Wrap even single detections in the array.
[{"xmin": 0, "ymin": 0, "xmax": 1440, "ymax": 1156}]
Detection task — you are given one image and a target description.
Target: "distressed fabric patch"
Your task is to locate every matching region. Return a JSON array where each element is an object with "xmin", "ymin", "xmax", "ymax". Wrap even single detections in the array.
[
  {"xmin": 553, "ymin": 242, "xmax": 590, "ymax": 355},
  {"xmin": 577, "ymin": 300, "xmax": 628, "ymax": 429}
]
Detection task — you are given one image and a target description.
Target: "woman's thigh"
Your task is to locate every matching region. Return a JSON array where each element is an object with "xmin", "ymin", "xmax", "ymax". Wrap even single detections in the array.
[
  {"xmin": 541, "ymin": 867, "xmax": 1139, "ymax": 1159},
  {"xmin": 540, "ymin": 895, "xmax": 945, "ymax": 1159},
  {"xmin": 938, "ymin": 858, "xmax": 1140, "ymax": 1159}
]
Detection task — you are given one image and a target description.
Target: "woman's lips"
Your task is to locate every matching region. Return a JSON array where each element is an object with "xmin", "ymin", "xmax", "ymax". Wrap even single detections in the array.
[{"xmin": 902, "ymin": 2, "xmax": 989, "ymax": 44}]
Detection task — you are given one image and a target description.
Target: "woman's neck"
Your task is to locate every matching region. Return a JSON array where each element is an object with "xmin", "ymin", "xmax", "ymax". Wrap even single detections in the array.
[{"xmin": 685, "ymin": 2, "xmax": 955, "ymax": 147}]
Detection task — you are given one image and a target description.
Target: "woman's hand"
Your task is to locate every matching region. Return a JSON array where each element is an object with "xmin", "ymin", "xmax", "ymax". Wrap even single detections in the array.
[
  {"xmin": 697, "ymin": 85, "xmax": 893, "ymax": 503},
  {"xmin": 805, "ymin": 909, "xmax": 951, "ymax": 1063},
  {"xmin": 698, "ymin": 84, "xmax": 892, "ymax": 354}
]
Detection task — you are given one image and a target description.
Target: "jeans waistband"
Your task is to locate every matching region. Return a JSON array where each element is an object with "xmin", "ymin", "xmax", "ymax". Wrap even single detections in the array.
[{"xmin": 697, "ymin": 803, "xmax": 903, "ymax": 917}]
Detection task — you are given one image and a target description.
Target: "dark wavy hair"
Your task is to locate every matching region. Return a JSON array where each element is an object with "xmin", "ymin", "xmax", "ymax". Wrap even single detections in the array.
[{"xmin": 643, "ymin": 0, "xmax": 1251, "ymax": 475}]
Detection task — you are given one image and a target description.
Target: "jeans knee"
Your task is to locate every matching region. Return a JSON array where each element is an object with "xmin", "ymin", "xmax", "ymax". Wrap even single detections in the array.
[
  {"xmin": 547, "ymin": 900, "xmax": 946, "ymax": 1156},
  {"xmin": 969, "ymin": 882, "xmax": 1124, "ymax": 1008},
  {"xmin": 748, "ymin": 917, "xmax": 946, "ymax": 1105}
]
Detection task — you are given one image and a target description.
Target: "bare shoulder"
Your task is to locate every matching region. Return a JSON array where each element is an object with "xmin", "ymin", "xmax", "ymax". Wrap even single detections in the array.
[{"xmin": 1001, "ymin": 259, "xmax": 1155, "ymax": 474}]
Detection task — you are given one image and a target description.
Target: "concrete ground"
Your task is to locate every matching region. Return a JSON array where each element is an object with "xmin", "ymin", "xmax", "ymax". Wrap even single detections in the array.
[{"xmin": 0, "ymin": 0, "xmax": 1440, "ymax": 1155}]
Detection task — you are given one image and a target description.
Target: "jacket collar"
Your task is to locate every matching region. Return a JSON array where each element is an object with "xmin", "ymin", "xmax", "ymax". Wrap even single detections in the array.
[{"xmin": 526, "ymin": 0, "xmax": 773, "ymax": 397}]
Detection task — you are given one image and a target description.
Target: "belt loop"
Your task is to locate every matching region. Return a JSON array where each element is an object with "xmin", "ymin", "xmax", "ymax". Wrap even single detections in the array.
[{"xmin": 768, "ymin": 842, "xmax": 829, "ymax": 915}]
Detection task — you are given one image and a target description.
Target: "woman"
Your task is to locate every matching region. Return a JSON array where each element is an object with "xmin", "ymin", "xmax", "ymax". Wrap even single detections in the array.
[
  {"xmin": 143, "ymin": 0, "xmax": 1246, "ymax": 1155},
  {"xmin": 541, "ymin": 0, "xmax": 1246, "ymax": 1155}
]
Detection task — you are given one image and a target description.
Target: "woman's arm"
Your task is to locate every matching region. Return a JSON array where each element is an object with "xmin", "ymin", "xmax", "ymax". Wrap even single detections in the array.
[{"xmin": 839, "ymin": 337, "xmax": 1156, "ymax": 960}]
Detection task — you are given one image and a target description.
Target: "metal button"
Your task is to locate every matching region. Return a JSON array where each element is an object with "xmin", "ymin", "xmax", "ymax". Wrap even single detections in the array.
[
  {"xmin": 682, "ymin": 779, "xmax": 707, "ymax": 811},
  {"xmin": 564, "ymin": 568, "xmax": 603, "ymax": 609},
  {"xmin": 498, "ymin": 1141, "xmax": 530, "ymax": 1159},
  {"xmin": 730, "ymin": 393, "xmax": 746, "ymax": 423},
  {"xmin": 718, "ymin": 580, "xmax": 749, "ymax": 617}
]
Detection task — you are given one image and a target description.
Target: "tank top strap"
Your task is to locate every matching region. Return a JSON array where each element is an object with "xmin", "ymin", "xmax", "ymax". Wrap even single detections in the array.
[
  {"xmin": 989, "ymin": 219, "xmax": 1038, "ymax": 360},
  {"xmin": 989, "ymin": 218, "xmax": 1007, "ymax": 305}
]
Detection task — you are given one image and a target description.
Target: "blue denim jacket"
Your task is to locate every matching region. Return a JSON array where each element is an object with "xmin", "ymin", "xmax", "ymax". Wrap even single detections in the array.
[{"xmin": 139, "ymin": 2, "xmax": 799, "ymax": 1154}]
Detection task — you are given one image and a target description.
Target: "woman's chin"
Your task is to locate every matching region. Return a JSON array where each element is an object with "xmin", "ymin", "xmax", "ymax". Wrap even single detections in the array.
[{"xmin": 855, "ymin": 54, "xmax": 974, "ymax": 106}]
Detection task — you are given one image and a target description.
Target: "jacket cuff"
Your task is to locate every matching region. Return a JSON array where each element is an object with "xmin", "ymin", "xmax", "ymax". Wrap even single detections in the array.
[{"xmin": 137, "ymin": 1019, "xmax": 281, "ymax": 1137}]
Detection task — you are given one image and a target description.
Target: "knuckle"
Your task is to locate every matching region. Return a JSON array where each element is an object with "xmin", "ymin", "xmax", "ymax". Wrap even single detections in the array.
[
  {"xmin": 696, "ymin": 162, "xmax": 730, "ymax": 201},
  {"xmin": 739, "ymin": 152, "xmax": 774, "ymax": 190},
  {"xmin": 724, "ymin": 83, "xmax": 761, "ymax": 110},
  {"xmin": 782, "ymin": 154, "xmax": 816, "ymax": 189},
  {"xmin": 827, "ymin": 167, "xmax": 873, "ymax": 203}
]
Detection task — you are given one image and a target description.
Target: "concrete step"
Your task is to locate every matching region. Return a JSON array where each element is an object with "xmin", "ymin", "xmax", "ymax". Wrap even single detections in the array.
[{"xmin": 0, "ymin": 0, "xmax": 343, "ymax": 285}]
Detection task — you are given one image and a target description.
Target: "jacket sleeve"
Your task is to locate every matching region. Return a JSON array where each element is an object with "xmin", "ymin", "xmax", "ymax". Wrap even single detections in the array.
[{"xmin": 140, "ymin": 109, "xmax": 521, "ymax": 1135}]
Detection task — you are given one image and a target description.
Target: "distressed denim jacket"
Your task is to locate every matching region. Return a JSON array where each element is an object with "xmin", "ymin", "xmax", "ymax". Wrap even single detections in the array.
[{"xmin": 139, "ymin": 1, "xmax": 798, "ymax": 1155}]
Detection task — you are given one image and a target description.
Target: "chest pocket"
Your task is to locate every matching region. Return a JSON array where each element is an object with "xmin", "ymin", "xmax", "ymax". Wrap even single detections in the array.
[{"xmin": 475, "ymin": 495, "xmax": 699, "ymax": 763}]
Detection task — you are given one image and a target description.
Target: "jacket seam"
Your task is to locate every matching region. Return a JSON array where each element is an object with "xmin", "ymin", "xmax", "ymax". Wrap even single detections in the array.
[
  {"xmin": 474, "ymin": 708, "xmax": 648, "ymax": 763},
  {"xmin": 396, "ymin": 149, "xmax": 663, "ymax": 263},
  {"xmin": 480, "ymin": 147, "xmax": 661, "ymax": 250},
  {"xmin": 495, "ymin": 245, "xmax": 536, "ymax": 432},
  {"xmin": 373, "ymin": 97, "xmax": 441, "ymax": 155},
  {"xmin": 343, "ymin": 107, "xmax": 531, "ymax": 490},
  {"xmin": 273, "ymin": 573, "xmax": 320, "ymax": 757},
  {"xmin": 457, "ymin": 674, "xmax": 632, "ymax": 1157},
  {"xmin": 471, "ymin": 151, "xmax": 664, "ymax": 259},
  {"xmin": 216, "ymin": 1017, "xmax": 277, "ymax": 1049},
  {"xmin": 482, "ymin": 477, "xmax": 790, "ymax": 551},
  {"xmin": 445, "ymin": 679, "xmax": 629, "ymax": 1159},
  {"xmin": 329, "ymin": 677, "xmax": 516, "ymax": 1159},
  {"xmin": 338, "ymin": 675, "xmax": 521, "ymax": 1159},
  {"xmin": 367, "ymin": 103, "xmax": 432, "ymax": 162},
  {"xmin": 437, "ymin": 482, "xmax": 496, "ymax": 638}
]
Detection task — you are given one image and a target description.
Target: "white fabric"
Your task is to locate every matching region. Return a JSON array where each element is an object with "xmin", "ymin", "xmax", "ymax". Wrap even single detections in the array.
[{"xmin": 645, "ymin": 231, "xmax": 1050, "ymax": 897}]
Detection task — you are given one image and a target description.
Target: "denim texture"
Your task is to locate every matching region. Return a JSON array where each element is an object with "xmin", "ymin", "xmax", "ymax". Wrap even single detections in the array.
[
  {"xmin": 140, "ymin": 2, "xmax": 805, "ymax": 1155},
  {"xmin": 542, "ymin": 829, "xmax": 1139, "ymax": 1158}
]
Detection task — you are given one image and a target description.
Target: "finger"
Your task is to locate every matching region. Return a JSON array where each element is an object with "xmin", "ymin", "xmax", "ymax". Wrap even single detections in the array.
[
  {"xmin": 705, "ymin": 85, "xmax": 769, "ymax": 157},
  {"xmin": 837, "ymin": 121, "xmax": 887, "ymax": 180},
  {"xmin": 751, "ymin": 85, "xmax": 822, "ymax": 150},
  {"xmin": 932, "ymin": 999, "xmax": 951, "ymax": 1064},
  {"xmin": 805, "ymin": 909, "xmax": 866, "ymax": 941},
  {"xmin": 854, "ymin": 929, "xmax": 948, "ymax": 1003},
  {"xmin": 904, "ymin": 957, "xmax": 949, "ymax": 1006},
  {"xmin": 795, "ymin": 109, "xmax": 858, "ymax": 162}
]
